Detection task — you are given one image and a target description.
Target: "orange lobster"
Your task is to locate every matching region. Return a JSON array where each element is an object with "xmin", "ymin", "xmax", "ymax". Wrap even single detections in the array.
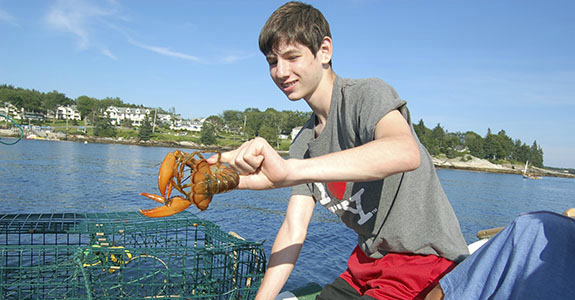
[{"xmin": 139, "ymin": 150, "xmax": 239, "ymax": 217}]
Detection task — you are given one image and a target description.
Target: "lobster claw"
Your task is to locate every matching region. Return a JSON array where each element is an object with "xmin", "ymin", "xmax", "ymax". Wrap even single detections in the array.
[
  {"xmin": 158, "ymin": 152, "xmax": 177, "ymax": 198},
  {"xmin": 138, "ymin": 195, "xmax": 192, "ymax": 218}
]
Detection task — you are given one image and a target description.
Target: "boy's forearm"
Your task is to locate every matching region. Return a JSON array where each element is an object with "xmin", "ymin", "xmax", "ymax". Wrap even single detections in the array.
[
  {"xmin": 256, "ymin": 245, "xmax": 302, "ymax": 299},
  {"xmin": 256, "ymin": 195, "xmax": 314, "ymax": 300},
  {"xmin": 285, "ymin": 134, "xmax": 420, "ymax": 185},
  {"xmin": 256, "ymin": 226, "xmax": 305, "ymax": 299}
]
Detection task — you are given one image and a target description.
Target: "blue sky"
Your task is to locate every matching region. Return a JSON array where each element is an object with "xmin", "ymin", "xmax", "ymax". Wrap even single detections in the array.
[{"xmin": 0, "ymin": 0, "xmax": 573, "ymax": 168}]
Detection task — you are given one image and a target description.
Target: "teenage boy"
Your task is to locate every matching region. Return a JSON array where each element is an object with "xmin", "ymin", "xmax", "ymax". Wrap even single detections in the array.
[{"xmin": 210, "ymin": 2, "xmax": 469, "ymax": 299}]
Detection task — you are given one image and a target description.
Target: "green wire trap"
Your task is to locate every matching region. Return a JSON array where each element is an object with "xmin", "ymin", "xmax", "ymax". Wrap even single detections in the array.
[{"xmin": 0, "ymin": 212, "xmax": 266, "ymax": 299}]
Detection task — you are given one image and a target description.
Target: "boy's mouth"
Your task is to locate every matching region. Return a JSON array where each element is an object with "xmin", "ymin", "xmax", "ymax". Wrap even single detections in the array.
[{"xmin": 282, "ymin": 80, "xmax": 297, "ymax": 91}]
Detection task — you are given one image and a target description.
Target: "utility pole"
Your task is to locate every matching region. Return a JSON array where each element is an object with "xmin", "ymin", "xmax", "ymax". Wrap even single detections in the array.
[
  {"xmin": 243, "ymin": 114, "xmax": 247, "ymax": 141},
  {"xmin": 152, "ymin": 109, "xmax": 157, "ymax": 133}
]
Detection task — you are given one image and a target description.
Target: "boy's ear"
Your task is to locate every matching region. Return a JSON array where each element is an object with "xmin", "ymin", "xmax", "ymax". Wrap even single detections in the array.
[{"xmin": 319, "ymin": 37, "xmax": 333, "ymax": 65}]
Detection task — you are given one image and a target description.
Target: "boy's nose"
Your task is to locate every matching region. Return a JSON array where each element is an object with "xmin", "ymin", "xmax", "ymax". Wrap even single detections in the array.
[{"xmin": 275, "ymin": 59, "xmax": 290, "ymax": 79}]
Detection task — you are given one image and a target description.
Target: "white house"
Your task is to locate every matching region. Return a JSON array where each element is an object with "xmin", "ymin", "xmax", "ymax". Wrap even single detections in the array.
[
  {"xmin": 48, "ymin": 105, "xmax": 81, "ymax": 120},
  {"xmin": 157, "ymin": 113, "xmax": 173, "ymax": 125},
  {"xmin": 170, "ymin": 119, "xmax": 203, "ymax": 132},
  {"xmin": 0, "ymin": 102, "xmax": 22, "ymax": 120},
  {"xmin": 105, "ymin": 106, "xmax": 151, "ymax": 126}
]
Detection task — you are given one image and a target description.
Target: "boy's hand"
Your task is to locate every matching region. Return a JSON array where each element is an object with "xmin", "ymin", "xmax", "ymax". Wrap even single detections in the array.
[{"xmin": 207, "ymin": 137, "xmax": 289, "ymax": 190}]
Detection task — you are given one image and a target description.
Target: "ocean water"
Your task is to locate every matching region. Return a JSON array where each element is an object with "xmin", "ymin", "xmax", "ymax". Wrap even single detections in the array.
[{"xmin": 0, "ymin": 138, "xmax": 573, "ymax": 291}]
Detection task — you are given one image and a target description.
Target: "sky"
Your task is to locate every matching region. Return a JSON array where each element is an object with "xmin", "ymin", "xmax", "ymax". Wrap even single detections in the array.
[{"xmin": 0, "ymin": 0, "xmax": 573, "ymax": 168}]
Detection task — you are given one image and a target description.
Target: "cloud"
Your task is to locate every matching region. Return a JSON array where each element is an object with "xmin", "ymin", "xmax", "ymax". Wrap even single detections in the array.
[
  {"xmin": 44, "ymin": 0, "xmax": 119, "ymax": 50},
  {"xmin": 41, "ymin": 0, "xmax": 251, "ymax": 64},
  {"xmin": 128, "ymin": 38, "xmax": 202, "ymax": 62},
  {"xmin": 221, "ymin": 53, "xmax": 256, "ymax": 64},
  {"xmin": 101, "ymin": 48, "xmax": 116, "ymax": 59},
  {"xmin": 128, "ymin": 37, "xmax": 256, "ymax": 64}
]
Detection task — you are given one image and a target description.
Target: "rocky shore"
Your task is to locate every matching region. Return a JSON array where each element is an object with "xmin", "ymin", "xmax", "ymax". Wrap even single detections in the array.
[
  {"xmin": 432, "ymin": 154, "xmax": 574, "ymax": 179},
  {"xmin": 67, "ymin": 136, "xmax": 575, "ymax": 179},
  {"xmin": 2, "ymin": 130, "xmax": 573, "ymax": 179}
]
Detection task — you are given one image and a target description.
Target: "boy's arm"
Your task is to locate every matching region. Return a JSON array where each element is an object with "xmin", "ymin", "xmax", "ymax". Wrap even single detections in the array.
[
  {"xmin": 288, "ymin": 109, "xmax": 420, "ymax": 183},
  {"xmin": 255, "ymin": 194, "xmax": 316, "ymax": 300},
  {"xmin": 211, "ymin": 109, "xmax": 420, "ymax": 189}
]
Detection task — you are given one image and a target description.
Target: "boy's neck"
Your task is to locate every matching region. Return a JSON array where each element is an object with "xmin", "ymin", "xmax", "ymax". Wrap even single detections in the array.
[{"xmin": 306, "ymin": 70, "xmax": 337, "ymax": 128}]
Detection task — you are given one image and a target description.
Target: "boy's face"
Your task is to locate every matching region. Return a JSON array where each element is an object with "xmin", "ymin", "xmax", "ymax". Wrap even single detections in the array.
[{"xmin": 265, "ymin": 40, "xmax": 326, "ymax": 101}]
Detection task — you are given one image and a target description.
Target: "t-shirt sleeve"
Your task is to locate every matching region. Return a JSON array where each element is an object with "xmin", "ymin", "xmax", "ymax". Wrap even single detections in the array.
[
  {"xmin": 353, "ymin": 78, "xmax": 407, "ymax": 144},
  {"xmin": 289, "ymin": 120, "xmax": 314, "ymax": 197}
]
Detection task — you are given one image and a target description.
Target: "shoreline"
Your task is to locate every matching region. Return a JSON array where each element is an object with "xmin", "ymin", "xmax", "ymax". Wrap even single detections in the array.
[
  {"xmin": 2, "ymin": 132, "xmax": 574, "ymax": 179},
  {"xmin": 432, "ymin": 155, "xmax": 574, "ymax": 179}
]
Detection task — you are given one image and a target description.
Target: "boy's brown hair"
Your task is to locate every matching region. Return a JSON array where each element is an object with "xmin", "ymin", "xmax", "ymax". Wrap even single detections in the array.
[{"xmin": 259, "ymin": 1, "xmax": 332, "ymax": 63}]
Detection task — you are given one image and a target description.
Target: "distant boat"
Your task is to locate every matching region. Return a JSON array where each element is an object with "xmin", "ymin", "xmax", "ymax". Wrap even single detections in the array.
[
  {"xmin": 522, "ymin": 161, "xmax": 540, "ymax": 180},
  {"xmin": 25, "ymin": 134, "xmax": 45, "ymax": 140}
]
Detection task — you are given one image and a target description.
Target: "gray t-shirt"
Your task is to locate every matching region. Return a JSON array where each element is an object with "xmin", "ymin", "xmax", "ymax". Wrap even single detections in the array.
[{"xmin": 290, "ymin": 76, "xmax": 469, "ymax": 262}]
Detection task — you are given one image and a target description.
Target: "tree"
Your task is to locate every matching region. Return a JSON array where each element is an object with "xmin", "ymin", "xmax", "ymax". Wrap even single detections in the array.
[
  {"xmin": 530, "ymin": 141, "xmax": 544, "ymax": 167},
  {"xmin": 200, "ymin": 122, "xmax": 217, "ymax": 145},
  {"xmin": 281, "ymin": 110, "xmax": 311, "ymax": 134},
  {"xmin": 76, "ymin": 96, "xmax": 99, "ymax": 123},
  {"xmin": 99, "ymin": 97, "xmax": 124, "ymax": 110},
  {"xmin": 222, "ymin": 110, "xmax": 244, "ymax": 132},
  {"xmin": 121, "ymin": 119, "xmax": 133, "ymax": 128},
  {"xmin": 42, "ymin": 90, "xmax": 72, "ymax": 120},
  {"xmin": 483, "ymin": 133, "xmax": 503, "ymax": 160},
  {"xmin": 93, "ymin": 116, "xmax": 117, "ymax": 137},
  {"xmin": 464, "ymin": 131, "xmax": 484, "ymax": 158},
  {"xmin": 422, "ymin": 123, "xmax": 446, "ymax": 156},
  {"xmin": 258, "ymin": 123, "xmax": 279, "ymax": 147},
  {"xmin": 444, "ymin": 133, "xmax": 460, "ymax": 158},
  {"xmin": 243, "ymin": 108, "xmax": 264, "ymax": 138},
  {"xmin": 138, "ymin": 115, "xmax": 153, "ymax": 141},
  {"xmin": 513, "ymin": 140, "xmax": 529, "ymax": 162},
  {"xmin": 413, "ymin": 119, "xmax": 433, "ymax": 150},
  {"xmin": 204, "ymin": 115, "xmax": 224, "ymax": 134},
  {"xmin": 496, "ymin": 130, "xmax": 514, "ymax": 160}
]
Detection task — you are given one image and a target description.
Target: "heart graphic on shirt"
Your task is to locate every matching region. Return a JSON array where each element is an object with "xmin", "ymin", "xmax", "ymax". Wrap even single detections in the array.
[{"xmin": 327, "ymin": 182, "xmax": 346, "ymax": 200}]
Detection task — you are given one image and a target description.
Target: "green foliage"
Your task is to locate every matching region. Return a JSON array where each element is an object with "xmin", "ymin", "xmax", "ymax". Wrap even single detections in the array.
[
  {"xmin": 76, "ymin": 95, "xmax": 99, "ymax": 123},
  {"xmin": 464, "ymin": 131, "xmax": 484, "ymax": 158},
  {"xmin": 228, "ymin": 107, "xmax": 311, "ymax": 139},
  {"xmin": 243, "ymin": 108, "xmax": 263, "ymax": 138},
  {"xmin": 258, "ymin": 123, "xmax": 279, "ymax": 147},
  {"xmin": 120, "ymin": 119, "xmax": 133, "ymax": 128},
  {"xmin": 222, "ymin": 110, "xmax": 244, "ymax": 132},
  {"xmin": 138, "ymin": 115, "xmax": 154, "ymax": 141},
  {"xmin": 414, "ymin": 122, "xmax": 544, "ymax": 167},
  {"xmin": 0, "ymin": 85, "xmax": 73, "ymax": 115},
  {"xmin": 43, "ymin": 90, "xmax": 73, "ymax": 115},
  {"xmin": 281, "ymin": 110, "xmax": 311, "ymax": 134},
  {"xmin": 93, "ymin": 116, "xmax": 117, "ymax": 137},
  {"xmin": 1, "ymin": 84, "xmax": 546, "ymax": 165},
  {"xmin": 204, "ymin": 115, "xmax": 224, "ymax": 134},
  {"xmin": 200, "ymin": 122, "xmax": 217, "ymax": 145}
]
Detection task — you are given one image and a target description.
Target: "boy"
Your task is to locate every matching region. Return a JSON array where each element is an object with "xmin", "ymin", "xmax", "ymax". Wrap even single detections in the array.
[{"xmin": 211, "ymin": 2, "xmax": 469, "ymax": 299}]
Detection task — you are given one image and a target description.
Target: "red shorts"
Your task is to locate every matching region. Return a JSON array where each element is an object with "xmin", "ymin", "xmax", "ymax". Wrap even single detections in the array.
[{"xmin": 339, "ymin": 246, "xmax": 456, "ymax": 300}]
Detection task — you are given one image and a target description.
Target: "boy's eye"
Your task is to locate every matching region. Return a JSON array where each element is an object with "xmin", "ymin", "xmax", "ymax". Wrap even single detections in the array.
[{"xmin": 267, "ymin": 58, "xmax": 277, "ymax": 66}]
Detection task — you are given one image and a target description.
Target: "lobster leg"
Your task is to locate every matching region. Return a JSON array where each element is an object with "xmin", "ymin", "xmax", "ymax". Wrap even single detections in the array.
[
  {"xmin": 158, "ymin": 152, "xmax": 176, "ymax": 198},
  {"xmin": 139, "ymin": 192, "xmax": 166, "ymax": 204},
  {"xmin": 139, "ymin": 196, "xmax": 192, "ymax": 218}
]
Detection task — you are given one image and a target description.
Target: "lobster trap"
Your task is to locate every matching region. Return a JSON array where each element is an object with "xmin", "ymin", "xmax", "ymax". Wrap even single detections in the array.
[{"xmin": 0, "ymin": 212, "xmax": 266, "ymax": 299}]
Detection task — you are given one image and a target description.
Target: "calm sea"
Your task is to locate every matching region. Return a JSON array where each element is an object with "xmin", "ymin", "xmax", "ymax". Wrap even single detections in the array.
[{"xmin": 0, "ymin": 139, "xmax": 573, "ymax": 291}]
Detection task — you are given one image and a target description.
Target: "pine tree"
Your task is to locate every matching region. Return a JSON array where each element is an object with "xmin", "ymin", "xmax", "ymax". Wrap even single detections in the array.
[
  {"xmin": 138, "ymin": 115, "xmax": 153, "ymax": 141},
  {"xmin": 200, "ymin": 122, "xmax": 217, "ymax": 145}
]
